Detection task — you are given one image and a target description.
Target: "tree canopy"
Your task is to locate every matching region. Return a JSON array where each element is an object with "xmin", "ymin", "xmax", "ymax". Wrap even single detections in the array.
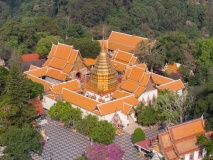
[
  {"xmin": 132, "ymin": 128, "xmax": 145, "ymax": 143},
  {"xmin": 48, "ymin": 101, "xmax": 82, "ymax": 127},
  {"xmin": 0, "ymin": 125, "xmax": 42, "ymax": 160}
]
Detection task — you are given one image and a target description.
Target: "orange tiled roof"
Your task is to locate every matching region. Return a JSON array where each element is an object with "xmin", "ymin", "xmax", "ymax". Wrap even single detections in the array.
[
  {"xmin": 112, "ymin": 90, "xmax": 130, "ymax": 99},
  {"xmin": 49, "ymin": 57, "xmax": 67, "ymax": 70},
  {"xmin": 136, "ymin": 64, "xmax": 147, "ymax": 70},
  {"xmin": 159, "ymin": 132, "xmax": 173, "ymax": 149},
  {"xmin": 108, "ymin": 31, "xmax": 148, "ymax": 52},
  {"xmin": 114, "ymin": 50, "xmax": 133, "ymax": 64},
  {"xmin": 168, "ymin": 118, "xmax": 205, "ymax": 142},
  {"xmin": 48, "ymin": 44, "xmax": 57, "ymax": 59},
  {"xmin": 51, "ymin": 80, "xmax": 81, "ymax": 95},
  {"xmin": 121, "ymin": 103, "xmax": 132, "ymax": 114},
  {"xmin": 54, "ymin": 43, "xmax": 73, "ymax": 60},
  {"xmin": 134, "ymin": 87, "xmax": 146, "ymax": 98},
  {"xmin": 43, "ymin": 59, "xmax": 51, "ymax": 67},
  {"xmin": 121, "ymin": 79, "xmax": 139, "ymax": 93},
  {"xmin": 166, "ymin": 63, "xmax": 180, "ymax": 74},
  {"xmin": 174, "ymin": 137, "xmax": 199, "ymax": 156},
  {"xmin": 128, "ymin": 66, "xmax": 145, "ymax": 81},
  {"xmin": 46, "ymin": 68, "xmax": 67, "ymax": 81},
  {"xmin": 84, "ymin": 58, "xmax": 96, "ymax": 67},
  {"xmin": 25, "ymin": 67, "xmax": 47, "ymax": 77},
  {"xmin": 140, "ymin": 73, "xmax": 150, "ymax": 87},
  {"xmin": 93, "ymin": 109, "xmax": 101, "ymax": 116},
  {"xmin": 68, "ymin": 50, "xmax": 78, "ymax": 64},
  {"xmin": 62, "ymin": 64, "xmax": 73, "ymax": 73},
  {"xmin": 29, "ymin": 65, "xmax": 40, "ymax": 71},
  {"xmin": 98, "ymin": 95, "xmax": 139, "ymax": 116},
  {"xmin": 157, "ymin": 79, "xmax": 185, "ymax": 91},
  {"xmin": 164, "ymin": 149, "xmax": 178, "ymax": 160},
  {"xmin": 111, "ymin": 61, "xmax": 127, "ymax": 72},
  {"xmin": 129, "ymin": 57, "xmax": 137, "ymax": 66},
  {"xmin": 151, "ymin": 73, "xmax": 173, "ymax": 85},
  {"xmin": 62, "ymin": 88, "xmax": 100, "ymax": 112},
  {"xmin": 21, "ymin": 53, "xmax": 40, "ymax": 62}
]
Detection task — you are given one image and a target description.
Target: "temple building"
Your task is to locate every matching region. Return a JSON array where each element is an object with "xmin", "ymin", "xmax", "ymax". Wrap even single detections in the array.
[
  {"xmin": 25, "ymin": 31, "xmax": 185, "ymax": 128},
  {"xmin": 159, "ymin": 117, "xmax": 206, "ymax": 160}
]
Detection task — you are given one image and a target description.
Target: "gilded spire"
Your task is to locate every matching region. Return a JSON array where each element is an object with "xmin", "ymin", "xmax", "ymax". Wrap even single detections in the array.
[{"xmin": 87, "ymin": 27, "xmax": 117, "ymax": 94}]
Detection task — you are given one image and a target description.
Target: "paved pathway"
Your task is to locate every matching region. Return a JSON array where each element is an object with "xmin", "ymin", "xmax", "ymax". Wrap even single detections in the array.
[
  {"xmin": 40, "ymin": 120, "xmax": 90, "ymax": 160},
  {"xmin": 114, "ymin": 132, "xmax": 144, "ymax": 160}
]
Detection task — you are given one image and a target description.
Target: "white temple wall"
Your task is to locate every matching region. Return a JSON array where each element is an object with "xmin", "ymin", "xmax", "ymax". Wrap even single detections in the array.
[
  {"xmin": 184, "ymin": 154, "xmax": 190, "ymax": 160},
  {"xmin": 130, "ymin": 112, "xmax": 137, "ymax": 121},
  {"xmin": 194, "ymin": 151, "xmax": 199, "ymax": 160},
  {"xmin": 138, "ymin": 89, "xmax": 158, "ymax": 105},
  {"xmin": 177, "ymin": 89, "xmax": 183, "ymax": 96},
  {"xmin": 42, "ymin": 95, "xmax": 57, "ymax": 110}
]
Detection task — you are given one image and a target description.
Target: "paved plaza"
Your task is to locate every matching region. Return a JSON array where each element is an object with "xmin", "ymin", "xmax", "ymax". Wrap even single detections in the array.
[{"xmin": 33, "ymin": 117, "xmax": 163, "ymax": 160}]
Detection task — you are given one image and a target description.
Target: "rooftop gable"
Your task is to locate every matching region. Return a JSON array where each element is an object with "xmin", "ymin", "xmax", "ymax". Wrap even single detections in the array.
[
  {"xmin": 168, "ymin": 118, "xmax": 205, "ymax": 142},
  {"xmin": 53, "ymin": 43, "xmax": 73, "ymax": 60},
  {"xmin": 108, "ymin": 31, "xmax": 148, "ymax": 52}
]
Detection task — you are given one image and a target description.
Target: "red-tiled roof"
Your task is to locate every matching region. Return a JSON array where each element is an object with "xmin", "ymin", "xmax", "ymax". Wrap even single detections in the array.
[{"xmin": 21, "ymin": 53, "xmax": 40, "ymax": 62}]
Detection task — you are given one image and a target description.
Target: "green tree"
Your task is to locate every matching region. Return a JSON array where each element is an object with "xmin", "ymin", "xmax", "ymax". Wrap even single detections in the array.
[
  {"xmin": 132, "ymin": 128, "xmax": 145, "ymax": 143},
  {"xmin": 197, "ymin": 134, "xmax": 213, "ymax": 160},
  {"xmin": 0, "ymin": 66, "xmax": 9, "ymax": 95},
  {"xmin": 76, "ymin": 114, "xmax": 98, "ymax": 136},
  {"xmin": 0, "ymin": 125, "xmax": 42, "ymax": 160},
  {"xmin": 66, "ymin": 38, "xmax": 100, "ymax": 58},
  {"xmin": 90, "ymin": 120, "xmax": 116, "ymax": 145},
  {"xmin": 154, "ymin": 90, "xmax": 192, "ymax": 124},
  {"xmin": 48, "ymin": 101, "xmax": 82, "ymax": 127},
  {"xmin": 0, "ymin": 40, "xmax": 13, "ymax": 66},
  {"xmin": 157, "ymin": 32, "xmax": 195, "ymax": 70},
  {"xmin": 0, "ymin": 52, "xmax": 37, "ymax": 127},
  {"xmin": 133, "ymin": 40, "xmax": 165, "ymax": 71},
  {"xmin": 66, "ymin": 24, "xmax": 90, "ymax": 38},
  {"xmin": 24, "ymin": 79, "xmax": 44, "ymax": 99},
  {"xmin": 36, "ymin": 36, "xmax": 64, "ymax": 57},
  {"xmin": 136, "ymin": 103, "xmax": 158, "ymax": 126},
  {"xmin": 195, "ymin": 38, "xmax": 213, "ymax": 68},
  {"xmin": 191, "ymin": 93, "xmax": 213, "ymax": 131}
]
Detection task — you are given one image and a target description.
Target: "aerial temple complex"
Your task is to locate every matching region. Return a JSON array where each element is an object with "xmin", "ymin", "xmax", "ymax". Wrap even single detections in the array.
[{"xmin": 25, "ymin": 31, "xmax": 185, "ymax": 129}]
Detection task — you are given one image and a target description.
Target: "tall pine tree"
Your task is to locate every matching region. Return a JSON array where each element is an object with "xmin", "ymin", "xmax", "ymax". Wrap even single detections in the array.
[{"xmin": 0, "ymin": 52, "xmax": 36, "ymax": 127}]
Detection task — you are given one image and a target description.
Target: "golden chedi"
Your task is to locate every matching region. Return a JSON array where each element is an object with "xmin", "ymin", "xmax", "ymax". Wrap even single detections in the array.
[{"xmin": 87, "ymin": 41, "xmax": 117, "ymax": 94}]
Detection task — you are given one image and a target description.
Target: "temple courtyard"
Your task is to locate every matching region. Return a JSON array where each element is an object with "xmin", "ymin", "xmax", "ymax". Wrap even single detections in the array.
[{"xmin": 32, "ymin": 117, "xmax": 164, "ymax": 160}]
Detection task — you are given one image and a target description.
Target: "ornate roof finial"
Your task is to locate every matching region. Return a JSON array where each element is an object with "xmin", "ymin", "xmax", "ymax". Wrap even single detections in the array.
[{"xmin": 101, "ymin": 25, "xmax": 105, "ymax": 52}]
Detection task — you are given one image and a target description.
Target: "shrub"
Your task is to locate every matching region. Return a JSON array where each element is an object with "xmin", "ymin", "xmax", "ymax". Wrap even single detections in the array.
[{"xmin": 132, "ymin": 128, "xmax": 145, "ymax": 143}]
